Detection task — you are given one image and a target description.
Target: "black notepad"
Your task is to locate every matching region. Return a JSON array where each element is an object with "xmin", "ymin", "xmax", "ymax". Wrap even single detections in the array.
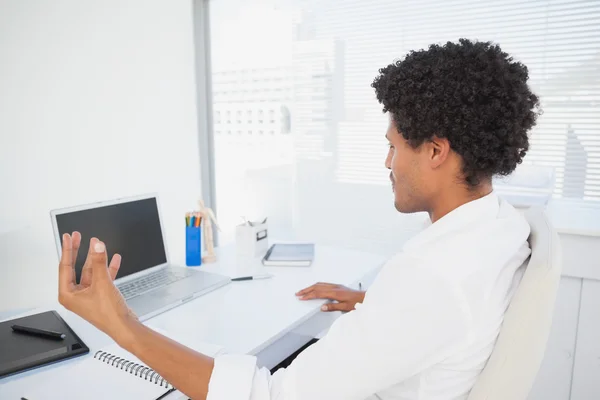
[{"xmin": 0, "ymin": 310, "xmax": 89, "ymax": 379}]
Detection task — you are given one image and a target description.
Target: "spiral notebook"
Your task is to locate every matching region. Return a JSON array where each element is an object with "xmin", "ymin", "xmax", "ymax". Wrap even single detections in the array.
[{"xmin": 23, "ymin": 335, "xmax": 225, "ymax": 400}]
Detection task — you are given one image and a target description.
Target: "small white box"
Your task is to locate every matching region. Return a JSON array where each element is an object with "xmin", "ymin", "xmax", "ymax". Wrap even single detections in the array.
[{"xmin": 236, "ymin": 221, "xmax": 269, "ymax": 258}]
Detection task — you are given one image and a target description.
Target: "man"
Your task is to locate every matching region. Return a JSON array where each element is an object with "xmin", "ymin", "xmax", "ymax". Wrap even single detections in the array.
[{"xmin": 58, "ymin": 39, "xmax": 540, "ymax": 399}]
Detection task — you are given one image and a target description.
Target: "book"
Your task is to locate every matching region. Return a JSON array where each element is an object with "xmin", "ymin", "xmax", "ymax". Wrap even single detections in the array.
[
  {"xmin": 23, "ymin": 332, "xmax": 225, "ymax": 400},
  {"xmin": 262, "ymin": 243, "xmax": 315, "ymax": 267}
]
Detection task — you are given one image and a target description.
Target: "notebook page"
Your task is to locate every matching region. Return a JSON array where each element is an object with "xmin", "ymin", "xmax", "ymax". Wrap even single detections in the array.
[
  {"xmin": 23, "ymin": 353, "xmax": 169, "ymax": 400},
  {"xmin": 23, "ymin": 328, "xmax": 226, "ymax": 400}
]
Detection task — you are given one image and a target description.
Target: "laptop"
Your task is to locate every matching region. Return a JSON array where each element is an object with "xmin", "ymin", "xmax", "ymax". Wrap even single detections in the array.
[{"xmin": 50, "ymin": 194, "xmax": 231, "ymax": 321}]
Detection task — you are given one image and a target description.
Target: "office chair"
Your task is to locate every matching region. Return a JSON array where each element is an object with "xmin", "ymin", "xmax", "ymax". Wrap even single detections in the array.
[
  {"xmin": 467, "ymin": 207, "xmax": 562, "ymax": 400},
  {"xmin": 493, "ymin": 165, "xmax": 555, "ymax": 207}
]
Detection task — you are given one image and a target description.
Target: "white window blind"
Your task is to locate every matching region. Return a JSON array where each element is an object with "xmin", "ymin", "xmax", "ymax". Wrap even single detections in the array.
[{"xmin": 209, "ymin": 0, "xmax": 600, "ymax": 251}]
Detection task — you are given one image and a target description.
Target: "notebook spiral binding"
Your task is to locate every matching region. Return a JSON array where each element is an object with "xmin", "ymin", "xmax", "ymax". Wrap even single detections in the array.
[{"xmin": 94, "ymin": 350, "xmax": 173, "ymax": 388}]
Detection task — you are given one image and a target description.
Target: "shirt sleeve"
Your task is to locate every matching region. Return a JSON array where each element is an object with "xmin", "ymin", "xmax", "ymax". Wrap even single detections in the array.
[{"xmin": 207, "ymin": 260, "xmax": 471, "ymax": 400}]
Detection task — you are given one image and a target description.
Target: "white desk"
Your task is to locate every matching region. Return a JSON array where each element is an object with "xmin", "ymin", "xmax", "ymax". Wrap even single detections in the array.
[{"xmin": 0, "ymin": 244, "xmax": 386, "ymax": 398}]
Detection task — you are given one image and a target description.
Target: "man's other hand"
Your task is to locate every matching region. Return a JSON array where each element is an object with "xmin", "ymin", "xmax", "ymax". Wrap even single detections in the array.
[{"xmin": 296, "ymin": 283, "xmax": 365, "ymax": 312}]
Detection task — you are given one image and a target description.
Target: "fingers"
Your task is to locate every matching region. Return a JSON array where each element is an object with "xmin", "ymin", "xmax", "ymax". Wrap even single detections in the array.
[
  {"xmin": 90, "ymin": 240, "xmax": 110, "ymax": 283},
  {"xmin": 295, "ymin": 286, "xmax": 313, "ymax": 296},
  {"xmin": 108, "ymin": 254, "xmax": 122, "ymax": 281},
  {"xmin": 58, "ymin": 233, "xmax": 75, "ymax": 292},
  {"xmin": 321, "ymin": 302, "xmax": 354, "ymax": 312},
  {"xmin": 71, "ymin": 231, "xmax": 81, "ymax": 269},
  {"xmin": 295, "ymin": 282, "xmax": 338, "ymax": 297},
  {"xmin": 298, "ymin": 289, "xmax": 338, "ymax": 301},
  {"xmin": 80, "ymin": 237, "xmax": 98, "ymax": 286}
]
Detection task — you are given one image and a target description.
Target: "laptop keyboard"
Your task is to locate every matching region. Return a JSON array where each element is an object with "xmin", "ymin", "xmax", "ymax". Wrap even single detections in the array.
[{"xmin": 118, "ymin": 268, "xmax": 194, "ymax": 300}]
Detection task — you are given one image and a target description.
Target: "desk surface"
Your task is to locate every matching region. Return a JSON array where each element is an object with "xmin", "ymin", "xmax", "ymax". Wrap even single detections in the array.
[{"xmin": 0, "ymin": 244, "xmax": 386, "ymax": 398}]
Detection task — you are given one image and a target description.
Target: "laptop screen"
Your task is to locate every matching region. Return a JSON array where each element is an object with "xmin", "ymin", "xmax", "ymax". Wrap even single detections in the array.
[{"xmin": 55, "ymin": 197, "xmax": 168, "ymax": 282}]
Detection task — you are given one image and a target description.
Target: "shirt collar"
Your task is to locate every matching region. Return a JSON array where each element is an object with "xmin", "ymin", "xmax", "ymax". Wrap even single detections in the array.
[{"xmin": 402, "ymin": 191, "xmax": 500, "ymax": 252}]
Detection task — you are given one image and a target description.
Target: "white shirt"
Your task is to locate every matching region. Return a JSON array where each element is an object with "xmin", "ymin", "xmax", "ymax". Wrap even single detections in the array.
[{"xmin": 207, "ymin": 192, "xmax": 531, "ymax": 400}]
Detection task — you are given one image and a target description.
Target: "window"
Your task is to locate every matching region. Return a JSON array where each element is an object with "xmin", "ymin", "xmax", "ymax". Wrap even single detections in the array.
[
  {"xmin": 258, "ymin": 109, "xmax": 264, "ymax": 124},
  {"xmin": 209, "ymin": 0, "xmax": 600, "ymax": 249}
]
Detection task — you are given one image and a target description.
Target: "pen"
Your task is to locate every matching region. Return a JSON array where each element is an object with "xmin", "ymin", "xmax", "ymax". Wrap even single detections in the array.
[
  {"xmin": 231, "ymin": 274, "xmax": 272, "ymax": 282},
  {"xmin": 155, "ymin": 387, "xmax": 176, "ymax": 400},
  {"xmin": 11, "ymin": 324, "xmax": 66, "ymax": 340}
]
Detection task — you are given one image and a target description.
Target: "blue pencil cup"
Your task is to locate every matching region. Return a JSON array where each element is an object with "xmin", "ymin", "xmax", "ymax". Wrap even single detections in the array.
[{"xmin": 186, "ymin": 226, "xmax": 202, "ymax": 267}]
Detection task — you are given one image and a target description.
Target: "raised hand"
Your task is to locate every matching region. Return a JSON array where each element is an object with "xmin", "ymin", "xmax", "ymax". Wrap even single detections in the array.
[
  {"xmin": 296, "ymin": 282, "xmax": 365, "ymax": 312},
  {"xmin": 58, "ymin": 232, "xmax": 137, "ymax": 341},
  {"xmin": 70, "ymin": 234, "xmax": 120, "ymax": 287}
]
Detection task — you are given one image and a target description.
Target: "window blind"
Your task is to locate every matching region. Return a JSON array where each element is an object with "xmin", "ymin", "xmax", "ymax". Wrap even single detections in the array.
[{"xmin": 209, "ymin": 0, "xmax": 600, "ymax": 251}]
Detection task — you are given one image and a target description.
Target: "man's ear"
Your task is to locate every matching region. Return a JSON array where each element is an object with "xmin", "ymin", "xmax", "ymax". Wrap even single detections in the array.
[{"xmin": 428, "ymin": 136, "xmax": 451, "ymax": 169}]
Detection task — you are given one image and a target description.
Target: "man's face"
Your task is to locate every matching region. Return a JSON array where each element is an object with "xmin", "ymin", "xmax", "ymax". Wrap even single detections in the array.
[{"xmin": 384, "ymin": 117, "xmax": 431, "ymax": 213}]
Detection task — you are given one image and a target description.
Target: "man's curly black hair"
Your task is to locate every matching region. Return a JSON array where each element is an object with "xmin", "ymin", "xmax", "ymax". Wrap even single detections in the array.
[{"xmin": 372, "ymin": 38, "xmax": 541, "ymax": 187}]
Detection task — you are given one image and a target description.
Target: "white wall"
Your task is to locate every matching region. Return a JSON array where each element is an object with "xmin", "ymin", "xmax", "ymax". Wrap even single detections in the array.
[{"xmin": 0, "ymin": 0, "xmax": 202, "ymax": 311}]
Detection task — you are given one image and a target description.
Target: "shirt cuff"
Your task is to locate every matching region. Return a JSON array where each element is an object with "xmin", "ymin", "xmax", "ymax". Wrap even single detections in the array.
[{"xmin": 207, "ymin": 354, "xmax": 258, "ymax": 400}]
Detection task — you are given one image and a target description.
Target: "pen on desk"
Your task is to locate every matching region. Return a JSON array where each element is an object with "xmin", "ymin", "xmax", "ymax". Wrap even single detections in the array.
[
  {"xmin": 359, "ymin": 282, "xmax": 362, "ymax": 291},
  {"xmin": 231, "ymin": 274, "xmax": 272, "ymax": 282},
  {"xmin": 11, "ymin": 324, "xmax": 66, "ymax": 340}
]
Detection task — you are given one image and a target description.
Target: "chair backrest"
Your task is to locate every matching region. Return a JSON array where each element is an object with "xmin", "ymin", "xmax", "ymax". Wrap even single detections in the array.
[
  {"xmin": 467, "ymin": 207, "xmax": 562, "ymax": 400},
  {"xmin": 493, "ymin": 165, "xmax": 555, "ymax": 207}
]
